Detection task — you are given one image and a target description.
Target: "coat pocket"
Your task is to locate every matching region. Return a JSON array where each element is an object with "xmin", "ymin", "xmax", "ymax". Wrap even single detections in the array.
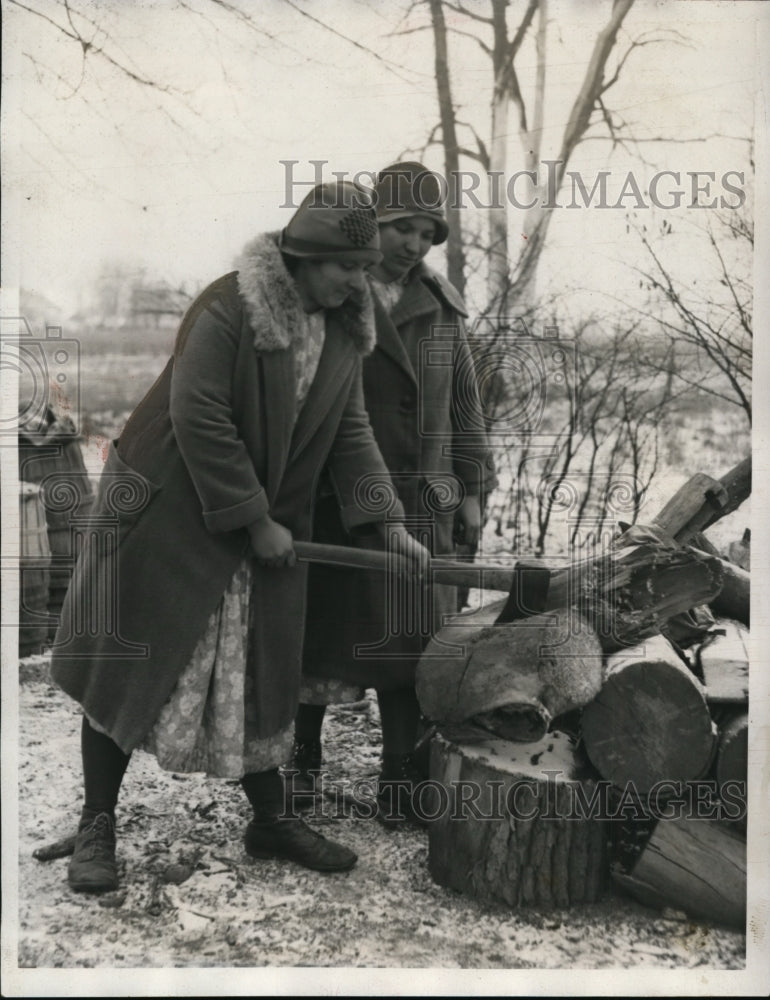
[{"xmin": 92, "ymin": 440, "xmax": 162, "ymax": 546}]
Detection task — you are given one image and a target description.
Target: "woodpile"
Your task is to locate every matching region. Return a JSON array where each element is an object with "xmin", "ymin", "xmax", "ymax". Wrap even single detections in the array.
[{"xmin": 417, "ymin": 458, "xmax": 750, "ymax": 929}]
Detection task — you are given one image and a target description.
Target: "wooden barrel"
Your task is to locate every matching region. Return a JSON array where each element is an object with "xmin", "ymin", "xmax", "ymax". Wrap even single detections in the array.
[
  {"xmin": 19, "ymin": 482, "xmax": 51, "ymax": 657},
  {"xmin": 18, "ymin": 407, "xmax": 94, "ymax": 637}
]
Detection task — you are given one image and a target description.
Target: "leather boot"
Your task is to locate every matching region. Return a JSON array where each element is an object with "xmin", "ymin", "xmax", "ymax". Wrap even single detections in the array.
[
  {"xmin": 244, "ymin": 815, "xmax": 357, "ymax": 872},
  {"xmin": 67, "ymin": 811, "xmax": 119, "ymax": 893}
]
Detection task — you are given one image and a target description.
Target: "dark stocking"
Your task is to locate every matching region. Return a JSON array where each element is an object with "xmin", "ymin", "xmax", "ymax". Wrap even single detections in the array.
[
  {"xmin": 80, "ymin": 716, "xmax": 131, "ymax": 823},
  {"xmin": 377, "ymin": 687, "xmax": 421, "ymax": 763},
  {"xmin": 240, "ymin": 768, "xmax": 285, "ymax": 820},
  {"xmin": 294, "ymin": 703, "xmax": 326, "ymax": 743}
]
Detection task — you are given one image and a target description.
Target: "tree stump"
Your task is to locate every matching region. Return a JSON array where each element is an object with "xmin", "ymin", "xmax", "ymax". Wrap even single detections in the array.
[
  {"xmin": 581, "ymin": 635, "xmax": 717, "ymax": 793},
  {"xmin": 612, "ymin": 817, "xmax": 746, "ymax": 929},
  {"xmin": 427, "ymin": 731, "xmax": 608, "ymax": 908},
  {"xmin": 416, "ymin": 608, "xmax": 603, "ymax": 742}
]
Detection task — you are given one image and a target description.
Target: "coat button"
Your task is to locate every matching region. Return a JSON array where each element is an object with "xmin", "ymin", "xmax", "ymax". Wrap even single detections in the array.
[{"xmin": 399, "ymin": 394, "xmax": 416, "ymax": 413}]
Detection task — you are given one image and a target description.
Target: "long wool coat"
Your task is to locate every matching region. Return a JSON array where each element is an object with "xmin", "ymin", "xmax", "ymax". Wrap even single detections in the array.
[
  {"xmin": 302, "ymin": 263, "xmax": 496, "ymax": 691},
  {"xmin": 51, "ymin": 233, "xmax": 400, "ymax": 754}
]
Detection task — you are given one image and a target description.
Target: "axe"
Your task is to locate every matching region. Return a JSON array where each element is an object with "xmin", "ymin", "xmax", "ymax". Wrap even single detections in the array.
[{"xmin": 293, "ymin": 540, "xmax": 553, "ymax": 624}]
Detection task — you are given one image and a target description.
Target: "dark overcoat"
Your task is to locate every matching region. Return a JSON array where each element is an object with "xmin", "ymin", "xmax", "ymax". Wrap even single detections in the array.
[
  {"xmin": 51, "ymin": 233, "xmax": 400, "ymax": 754},
  {"xmin": 302, "ymin": 263, "xmax": 495, "ymax": 691}
]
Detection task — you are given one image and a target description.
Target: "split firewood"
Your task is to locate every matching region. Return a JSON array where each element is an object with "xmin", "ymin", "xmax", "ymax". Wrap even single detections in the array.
[
  {"xmin": 581, "ymin": 635, "xmax": 717, "ymax": 793},
  {"xmin": 651, "ymin": 456, "xmax": 750, "ymax": 544},
  {"xmin": 545, "ymin": 539, "xmax": 724, "ymax": 654},
  {"xmin": 612, "ymin": 816, "xmax": 746, "ymax": 929}
]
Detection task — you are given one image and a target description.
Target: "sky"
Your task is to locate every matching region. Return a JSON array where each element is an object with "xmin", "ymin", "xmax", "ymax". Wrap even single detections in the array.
[{"xmin": 1, "ymin": 0, "xmax": 763, "ymax": 323}]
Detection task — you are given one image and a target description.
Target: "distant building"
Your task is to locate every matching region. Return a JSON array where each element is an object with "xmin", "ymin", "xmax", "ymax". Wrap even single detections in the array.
[{"xmin": 130, "ymin": 281, "xmax": 192, "ymax": 329}]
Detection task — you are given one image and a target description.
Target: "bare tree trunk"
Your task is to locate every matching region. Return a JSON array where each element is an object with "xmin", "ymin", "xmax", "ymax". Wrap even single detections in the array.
[
  {"xmin": 428, "ymin": 0, "xmax": 467, "ymax": 295},
  {"xmin": 517, "ymin": 0, "xmax": 548, "ymax": 310},
  {"xmin": 487, "ymin": 0, "xmax": 514, "ymax": 313},
  {"xmin": 511, "ymin": 0, "xmax": 635, "ymax": 307}
]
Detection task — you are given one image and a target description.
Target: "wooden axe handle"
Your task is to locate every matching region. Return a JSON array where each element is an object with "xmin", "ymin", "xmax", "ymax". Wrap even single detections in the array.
[{"xmin": 292, "ymin": 540, "xmax": 516, "ymax": 592}]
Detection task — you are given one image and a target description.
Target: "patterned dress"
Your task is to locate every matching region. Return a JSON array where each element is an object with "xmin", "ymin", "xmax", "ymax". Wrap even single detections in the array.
[{"xmin": 128, "ymin": 310, "xmax": 327, "ymax": 777}]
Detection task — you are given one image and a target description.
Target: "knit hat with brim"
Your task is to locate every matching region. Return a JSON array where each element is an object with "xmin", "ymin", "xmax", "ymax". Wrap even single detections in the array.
[
  {"xmin": 374, "ymin": 162, "xmax": 449, "ymax": 245},
  {"xmin": 279, "ymin": 181, "xmax": 383, "ymax": 264}
]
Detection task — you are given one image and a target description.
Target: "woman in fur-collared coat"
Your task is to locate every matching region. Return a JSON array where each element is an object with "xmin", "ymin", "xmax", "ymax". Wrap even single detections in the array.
[{"xmin": 51, "ymin": 182, "xmax": 426, "ymax": 893}]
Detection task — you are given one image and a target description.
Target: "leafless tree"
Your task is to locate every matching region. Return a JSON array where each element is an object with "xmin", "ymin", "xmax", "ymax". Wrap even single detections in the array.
[
  {"xmin": 630, "ymin": 209, "xmax": 753, "ymax": 426},
  {"xmin": 410, "ymin": 0, "xmax": 691, "ymax": 309},
  {"xmin": 493, "ymin": 316, "xmax": 677, "ymax": 557}
]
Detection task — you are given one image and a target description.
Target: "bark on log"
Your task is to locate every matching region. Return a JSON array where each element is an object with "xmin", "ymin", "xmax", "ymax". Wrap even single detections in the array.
[
  {"xmin": 698, "ymin": 620, "xmax": 749, "ymax": 704},
  {"xmin": 652, "ymin": 457, "xmax": 751, "ymax": 544},
  {"xmin": 581, "ymin": 635, "xmax": 717, "ymax": 793},
  {"xmin": 709, "ymin": 561, "xmax": 749, "ymax": 626},
  {"xmin": 713, "ymin": 710, "xmax": 748, "ymax": 825},
  {"xmin": 416, "ymin": 608, "xmax": 603, "ymax": 742},
  {"xmin": 427, "ymin": 731, "xmax": 607, "ymax": 908},
  {"xmin": 612, "ymin": 817, "xmax": 746, "ymax": 929}
]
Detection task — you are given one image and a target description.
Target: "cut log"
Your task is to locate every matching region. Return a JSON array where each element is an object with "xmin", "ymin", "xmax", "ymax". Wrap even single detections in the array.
[
  {"xmin": 612, "ymin": 816, "xmax": 746, "ymax": 929},
  {"xmin": 698, "ymin": 620, "xmax": 749, "ymax": 704},
  {"xmin": 427, "ymin": 731, "xmax": 608, "ymax": 908},
  {"xmin": 652, "ymin": 456, "xmax": 751, "ymax": 544},
  {"xmin": 711, "ymin": 707, "xmax": 748, "ymax": 825},
  {"xmin": 416, "ymin": 608, "xmax": 603, "ymax": 742},
  {"xmin": 581, "ymin": 635, "xmax": 717, "ymax": 793},
  {"xmin": 709, "ymin": 561, "xmax": 749, "ymax": 626}
]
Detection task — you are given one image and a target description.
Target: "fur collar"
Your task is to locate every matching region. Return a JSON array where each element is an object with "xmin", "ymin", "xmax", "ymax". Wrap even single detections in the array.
[{"xmin": 234, "ymin": 232, "xmax": 376, "ymax": 355}]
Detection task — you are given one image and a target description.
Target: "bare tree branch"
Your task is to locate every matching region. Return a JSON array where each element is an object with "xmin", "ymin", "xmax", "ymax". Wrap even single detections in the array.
[
  {"xmin": 448, "ymin": 25, "xmax": 493, "ymax": 56},
  {"xmin": 440, "ymin": 1, "xmax": 494, "ymax": 27},
  {"xmin": 280, "ymin": 0, "xmax": 429, "ymax": 82}
]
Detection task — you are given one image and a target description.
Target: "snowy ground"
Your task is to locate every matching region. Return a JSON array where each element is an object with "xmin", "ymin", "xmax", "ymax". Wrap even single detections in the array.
[{"xmin": 11, "ymin": 660, "xmax": 746, "ymax": 978}]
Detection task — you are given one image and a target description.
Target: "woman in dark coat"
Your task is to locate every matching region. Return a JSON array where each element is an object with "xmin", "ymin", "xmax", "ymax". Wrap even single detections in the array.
[
  {"xmin": 51, "ymin": 181, "xmax": 426, "ymax": 892},
  {"xmin": 298, "ymin": 163, "xmax": 495, "ymax": 823}
]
